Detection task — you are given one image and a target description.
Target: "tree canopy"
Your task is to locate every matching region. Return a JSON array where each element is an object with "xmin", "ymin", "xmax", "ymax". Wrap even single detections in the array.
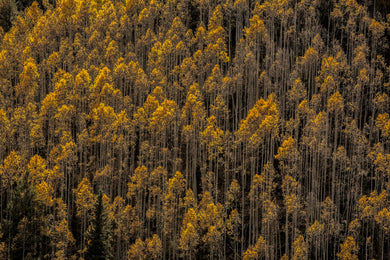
[{"xmin": 0, "ymin": 0, "xmax": 389, "ymax": 259}]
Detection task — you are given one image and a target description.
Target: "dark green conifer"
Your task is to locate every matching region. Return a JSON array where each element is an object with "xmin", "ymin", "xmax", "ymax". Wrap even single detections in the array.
[
  {"xmin": 2, "ymin": 172, "xmax": 49, "ymax": 259},
  {"xmin": 85, "ymin": 190, "xmax": 111, "ymax": 260}
]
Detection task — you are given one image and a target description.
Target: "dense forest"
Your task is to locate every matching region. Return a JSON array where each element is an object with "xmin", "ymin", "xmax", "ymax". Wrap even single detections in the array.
[{"xmin": 0, "ymin": 0, "xmax": 389, "ymax": 259}]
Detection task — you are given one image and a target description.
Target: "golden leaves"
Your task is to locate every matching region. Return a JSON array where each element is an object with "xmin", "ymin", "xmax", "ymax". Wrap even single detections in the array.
[
  {"xmin": 182, "ymin": 83, "xmax": 206, "ymax": 130},
  {"xmin": 292, "ymin": 235, "xmax": 307, "ymax": 260},
  {"xmin": 35, "ymin": 181, "xmax": 54, "ymax": 207},
  {"xmin": 358, "ymin": 190, "xmax": 387, "ymax": 219},
  {"xmin": 244, "ymin": 15, "xmax": 268, "ymax": 45},
  {"xmin": 337, "ymin": 236, "xmax": 358, "ymax": 260},
  {"xmin": 369, "ymin": 19, "xmax": 385, "ymax": 40},
  {"xmin": 328, "ymin": 91, "xmax": 344, "ymax": 113},
  {"xmin": 128, "ymin": 235, "xmax": 163, "ymax": 259},
  {"xmin": 17, "ymin": 57, "xmax": 39, "ymax": 102},
  {"xmin": 0, "ymin": 151, "xmax": 22, "ymax": 189},
  {"xmin": 149, "ymin": 99, "xmax": 177, "ymax": 133},
  {"xmin": 28, "ymin": 155, "xmax": 48, "ymax": 184},
  {"xmin": 201, "ymin": 115, "xmax": 224, "ymax": 156},
  {"xmin": 376, "ymin": 113, "xmax": 390, "ymax": 139},
  {"xmin": 180, "ymin": 208, "xmax": 199, "ymax": 253},
  {"xmin": 375, "ymin": 208, "xmax": 390, "ymax": 233},
  {"xmin": 128, "ymin": 165, "xmax": 149, "ymax": 197},
  {"xmin": 306, "ymin": 220, "xmax": 324, "ymax": 241},
  {"xmin": 243, "ymin": 235, "xmax": 267, "ymax": 260},
  {"xmin": 236, "ymin": 93, "xmax": 279, "ymax": 147},
  {"xmin": 75, "ymin": 177, "xmax": 95, "ymax": 217},
  {"xmin": 89, "ymin": 102, "xmax": 117, "ymax": 142},
  {"xmin": 288, "ymin": 78, "xmax": 306, "ymax": 105},
  {"xmin": 275, "ymin": 136, "xmax": 297, "ymax": 161},
  {"xmin": 180, "ymin": 222, "xmax": 199, "ymax": 252}
]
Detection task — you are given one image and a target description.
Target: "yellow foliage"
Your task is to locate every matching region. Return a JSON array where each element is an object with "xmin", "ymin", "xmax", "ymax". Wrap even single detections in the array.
[
  {"xmin": 337, "ymin": 236, "xmax": 359, "ymax": 260},
  {"xmin": 183, "ymin": 207, "xmax": 197, "ymax": 227},
  {"xmin": 369, "ymin": 19, "xmax": 385, "ymax": 39},
  {"xmin": 244, "ymin": 15, "xmax": 268, "ymax": 44},
  {"xmin": 236, "ymin": 93, "xmax": 279, "ymax": 147},
  {"xmin": 292, "ymin": 235, "xmax": 307, "ymax": 260},
  {"xmin": 275, "ymin": 136, "xmax": 298, "ymax": 161},
  {"xmin": 226, "ymin": 179, "xmax": 240, "ymax": 208},
  {"xmin": 184, "ymin": 189, "xmax": 196, "ymax": 208},
  {"xmin": 75, "ymin": 178, "xmax": 95, "ymax": 216},
  {"xmin": 358, "ymin": 190, "xmax": 387, "ymax": 219},
  {"xmin": 376, "ymin": 113, "xmax": 390, "ymax": 138},
  {"xmin": 243, "ymin": 246, "xmax": 258, "ymax": 260},
  {"xmin": 243, "ymin": 236, "xmax": 267, "ymax": 260},
  {"xmin": 149, "ymin": 99, "xmax": 177, "ymax": 133},
  {"xmin": 36, "ymin": 181, "xmax": 54, "ymax": 207},
  {"xmin": 179, "ymin": 222, "xmax": 199, "ymax": 253},
  {"xmin": 375, "ymin": 208, "xmax": 390, "ymax": 233},
  {"xmin": 128, "ymin": 238, "xmax": 146, "ymax": 260},
  {"xmin": 328, "ymin": 91, "xmax": 344, "ymax": 113},
  {"xmin": 89, "ymin": 103, "xmax": 117, "ymax": 142},
  {"xmin": 300, "ymin": 47, "xmax": 319, "ymax": 66},
  {"xmin": 288, "ymin": 78, "xmax": 306, "ymax": 104},
  {"xmin": 262, "ymin": 199, "xmax": 278, "ymax": 225},
  {"xmin": 28, "ymin": 155, "xmax": 47, "ymax": 184},
  {"xmin": 0, "ymin": 151, "xmax": 22, "ymax": 189},
  {"xmin": 17, "ymin": 57, "xmax": 39, "ymax": 103},
  {"xmin": 226, "ymin": 208, "xmax": 241, "ymax": 238},
  {"xmin": 182, "ymin": 83, "xmax": 206, "ymax": 128},
  {"xmin": 307, "ymin": 220, "xmax": 324, "ymax": 240},
  {"xmin": 128, "ymin": 165, "xmax": 149, "ymax": 197},
  {"xmin": 201, "ymin": 115, "xmax": 224, "ymax": 158},
  {"xmin": 146, "ymin": 234, "xmax": 162, "ymax": 259}
]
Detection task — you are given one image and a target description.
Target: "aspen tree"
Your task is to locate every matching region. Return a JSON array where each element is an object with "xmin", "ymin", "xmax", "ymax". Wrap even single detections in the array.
[
  {"xmin": 75, "ymin": 177, "xmax": 94, "ymax": 257},
  {"xmin": 50, "ymin": 198, "xmax": 75, "ymax": 260},
  {"xmin": 337, "ymin": 236, "xmax": 358, "ymax": 260},
  {"xmin": 163, "ymin": 171, "xmax": 186, "ymax": 258},
  {"xmin": 179, "ymin": 208, "xmax": 199, "ymax": 258}
]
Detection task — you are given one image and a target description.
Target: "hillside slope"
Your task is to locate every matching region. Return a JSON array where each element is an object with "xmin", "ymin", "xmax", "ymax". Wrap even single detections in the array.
[{"xmin": 0, "ymin": 0, "xmax": 389, "ymax": 259}]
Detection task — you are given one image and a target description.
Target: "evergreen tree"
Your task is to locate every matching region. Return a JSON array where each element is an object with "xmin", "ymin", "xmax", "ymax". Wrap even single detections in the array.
[
  {"xmin": 85, "ymin": 191, "xmax": 111, "ymax": 260},
  {"xmin": 0, "ymin": 0, "xmax": 17, "ymax": 32},
  {"xmin": 2, "ymin": 172, "xmax": 49, "ymax": 259}
]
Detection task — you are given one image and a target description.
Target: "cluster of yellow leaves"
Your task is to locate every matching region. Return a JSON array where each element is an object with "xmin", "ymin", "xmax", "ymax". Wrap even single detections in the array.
[
  {"xmin": 201, "ymin": 115, "xmax": 224, "ymax": 159},
  {"xmin": 292, "ymin": 235, "xmax": 307, "ymax": 260},
  {"xmin": 182, "ymin": 84, "xmax": 206, "ymax": 137},
  {"xmin": 375, "ymin": 208, "xmax": 390, "ymax": 233},
  {"xmin": 35, "ymin": 181, "xmax": 54, "ymax": 207},
  {"xmin": 249, "ymin": 162, "xmax": 275, "ymax": 204},
  {"xmin": 128, "ymin": 234, "xmax": 162, "ymax": 260},
  {"xmin": 275, "ymin": 137, "xmax": 300, "ymax": 175},
  {"xmin": 127, "ymin": 165, "xmax": 149, "ymax": 197},
  {"xmin": 337, "ymin": 236, "xmax": 358, "ymax": 260},
  {"xmin": 75, "ymin": 178, "xmax": 95, "ymax": 217},
  {"xmin": 236, "ymin": 93, "xmax": 279, "ymax": 147},
  {"xmin": 376, "ymin": 113, "xmax": 390, "ymax": 138},
  {"xmin": 0, "ymin": 151, "xmax": 22, "ymax": 189},
  {"xmin": 287, "ymin": 78, "xmax": 306, "ymax": 105},
  {"xmin": 149, "ymin": 99, "xmax": 177, "ymax": 134},
  {"xmin": 358, "ymin": 190, "xmax": 387, "ymax": 219},
  {"xmin": 179, "ymin": 208, "xmax": 199, "ymax": 254},
  {"xmin": 244, "ymin": 15, "xmax": 268, "ymax": 46},
  {"xmin": 302, "ymin": 111, "xmax": 328, "ymax": 148},
  {"xmin": 328, "ymin": 91, "xmax": 344, "ymax": 114},
  {"xmin": 243, "ymin": 236, "xmax": 267, "ymax": 260},
  {"xmin": 51, "ymin": 199, "xmax": 75, "ymax": 260},
  {"xmin": 306, "ymin": 220, "xmax": 324, "ymax": 242}
]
